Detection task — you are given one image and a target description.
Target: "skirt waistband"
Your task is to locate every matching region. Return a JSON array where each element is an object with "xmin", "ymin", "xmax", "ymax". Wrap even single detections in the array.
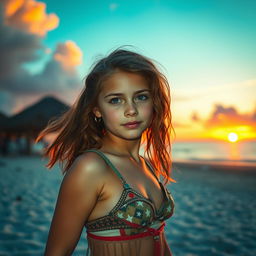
[{"xmin": 86, "ymin": 222, "xmax": 166, "ymax": 256}]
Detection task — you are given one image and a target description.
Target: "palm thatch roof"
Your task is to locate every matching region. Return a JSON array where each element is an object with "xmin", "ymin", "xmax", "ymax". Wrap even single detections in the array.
[{"xmin": 0, "ymin": 96, "xmax": 70, "ymax": 133}]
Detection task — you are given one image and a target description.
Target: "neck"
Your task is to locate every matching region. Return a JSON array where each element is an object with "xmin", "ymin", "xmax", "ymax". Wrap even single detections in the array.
[{"xmin": 99, "ymin": 134, "xmax": 142, "ymax": 163}]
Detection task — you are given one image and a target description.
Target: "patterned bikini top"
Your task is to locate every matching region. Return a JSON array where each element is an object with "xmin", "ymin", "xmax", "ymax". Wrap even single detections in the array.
[{"xmin": 84, "ymin": 149, "xmax": 175, "ymax": 236}]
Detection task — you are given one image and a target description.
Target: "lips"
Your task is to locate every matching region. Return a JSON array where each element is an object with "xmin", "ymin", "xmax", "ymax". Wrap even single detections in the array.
[{"xmin": 123, "ymin": 121, "xmax": 141, "ymax": 126}]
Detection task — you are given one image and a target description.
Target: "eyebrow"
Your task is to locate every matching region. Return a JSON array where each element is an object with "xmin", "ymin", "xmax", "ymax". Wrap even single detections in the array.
[{"xmin": 104, "ymin": 89, "xmax": 150, "ymax": 98}]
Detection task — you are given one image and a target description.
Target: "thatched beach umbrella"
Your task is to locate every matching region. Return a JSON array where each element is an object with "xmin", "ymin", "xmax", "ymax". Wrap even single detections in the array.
[
  {"xmin": 3, "ymin": 96, "xmax": 69, "ymax": 134},
  {"xmin": 0, "ymin": 112, "xmax": 9, "ymax": 131},
  {"xmin": 0, "ymin": 96, "xmax": 69, "ymax": 155}
]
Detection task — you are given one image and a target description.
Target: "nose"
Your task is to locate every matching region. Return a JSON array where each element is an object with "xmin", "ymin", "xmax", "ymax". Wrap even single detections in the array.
[{"xmin": 124, "ymin": 101, "xmax": 138, "ymax": 117}]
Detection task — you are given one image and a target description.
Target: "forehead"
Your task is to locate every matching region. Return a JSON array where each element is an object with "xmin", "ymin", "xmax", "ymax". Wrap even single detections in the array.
[{"xmin": 100, "ymin": 71, "xmax": 149, "ymax": 95}]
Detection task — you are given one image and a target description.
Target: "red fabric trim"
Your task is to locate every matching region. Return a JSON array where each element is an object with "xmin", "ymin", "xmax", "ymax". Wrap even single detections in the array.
[
  {"xmin": 117, "ymin": 218, "xmax": 141, "ymax": 228},
  {"xmin": 87, "ymin": 222, "xmax": 166, "ymax": 256},
  {"xmin": 120, "ymin": 228, "xmax": 126, "ymax": 236}
]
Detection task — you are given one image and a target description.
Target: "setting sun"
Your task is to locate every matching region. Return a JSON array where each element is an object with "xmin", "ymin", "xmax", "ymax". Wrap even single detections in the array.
[{"xmin": 228, "ymin": 132, "xmax": 238, "ymax": 142}]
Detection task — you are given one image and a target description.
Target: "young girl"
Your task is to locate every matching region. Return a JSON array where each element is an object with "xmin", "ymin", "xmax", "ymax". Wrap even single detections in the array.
[{"xmin": 37, "ymin": 46, "xmax": 176, "ymax": 256}]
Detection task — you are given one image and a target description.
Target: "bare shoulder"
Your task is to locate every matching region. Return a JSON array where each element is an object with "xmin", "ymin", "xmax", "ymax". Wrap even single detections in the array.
[
  {"xmin": 64, "ymin": 151, "xmax": 109, "ymax": 185},
  {"xmin": 44, "ymin": 151, "xmax": 109, "ymax": 254}
]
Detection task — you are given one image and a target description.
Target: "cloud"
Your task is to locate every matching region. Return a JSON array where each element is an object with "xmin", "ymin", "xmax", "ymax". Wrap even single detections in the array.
[
  {"xmin": 0, "ymin": 0, "xmax": 83, "ymax": 115},
  {"xmin": 191, "ymin": 111, "xmax": 200, "ymax": 122},
  {"xmin": 205, "ymin": 104, "xmax": 256, "ymax": 128},
  {"xmin": 2, "ymin": 0, "xmax": 59, "ymax": 37},
  {"xmin": 53, "ymin": 41, "xmax": 83, "ymax": 74},
  {"xmin": 0, "ymin": 40, "xmax": 83, "ymax": 94},
  {"xmin": 0, "ymin": 14, "xmax": 42, "ymax": 78}
]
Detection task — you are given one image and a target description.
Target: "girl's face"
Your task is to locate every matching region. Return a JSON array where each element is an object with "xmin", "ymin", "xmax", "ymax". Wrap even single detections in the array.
[{"xmin": 93, "ymin": 71, "xmax": 154, "ymax": 141}]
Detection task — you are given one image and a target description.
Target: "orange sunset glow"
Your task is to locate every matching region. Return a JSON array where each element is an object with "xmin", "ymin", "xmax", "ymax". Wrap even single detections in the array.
[
  {"xmin": 3, "ymin": 0, "xmax": 59, "ymax": 36},
  {"xmin": 173, "ymin": 123, "xmax": 256, "ymax": 142},
  {"xmin": 207, "ymin": 126, "xmax": 255, "ymax": 142}
]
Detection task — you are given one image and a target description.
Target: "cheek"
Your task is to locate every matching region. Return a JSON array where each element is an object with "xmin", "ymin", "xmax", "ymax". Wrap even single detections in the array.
[
  {"xmin": 102, "ymin": 109, "xmax": 121, "ymax": 124},
  {"xmin": 141, "ymin": 103, "xmax": 154, "ymax": 119}
]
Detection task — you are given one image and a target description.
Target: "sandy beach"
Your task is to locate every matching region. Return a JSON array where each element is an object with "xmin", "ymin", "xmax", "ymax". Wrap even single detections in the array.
[{"xmin": 0, "ymin": 156, "xmax": 255, "ymax": 256}]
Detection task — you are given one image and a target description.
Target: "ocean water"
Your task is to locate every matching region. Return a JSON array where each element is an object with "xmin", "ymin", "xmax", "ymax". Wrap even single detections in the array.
[
  {"xmin": 0, "ymin": 141, "xmax": 256, "ymax": 256},
  {"xmin": 172, "ymin": 141, "xmax": 256, "ymax": 162}
]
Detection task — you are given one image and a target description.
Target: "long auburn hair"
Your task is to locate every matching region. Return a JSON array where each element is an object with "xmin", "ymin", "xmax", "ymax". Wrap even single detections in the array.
[{"xmin": 36, "ymin": 46, "xmax": 176, "ymax": 184}]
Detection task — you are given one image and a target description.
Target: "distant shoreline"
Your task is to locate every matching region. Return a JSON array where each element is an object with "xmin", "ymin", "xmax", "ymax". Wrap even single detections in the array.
[
  {"xmin": 173, "ymin": 159, "xmax": 256, "ymax": 171},
  {"xmin": 0, "ymin": 155, "xmax": 256, "ymax": 172}
]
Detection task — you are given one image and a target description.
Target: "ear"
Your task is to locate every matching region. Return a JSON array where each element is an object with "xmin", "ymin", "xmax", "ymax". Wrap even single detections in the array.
[{"xmin": 92, "ymin": 107, "xmax": 102, "ymax": 118}]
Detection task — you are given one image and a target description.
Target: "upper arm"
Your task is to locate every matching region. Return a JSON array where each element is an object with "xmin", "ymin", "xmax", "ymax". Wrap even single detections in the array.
[{"xmin": 44, "ymin": 152, "xmax": 107, "ymax": 256}]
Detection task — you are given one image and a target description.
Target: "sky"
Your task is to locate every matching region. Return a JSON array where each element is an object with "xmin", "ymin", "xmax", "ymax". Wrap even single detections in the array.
[{"xmin": 0, "ymin": 0, "xmax": 255, "ymax": 141}]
